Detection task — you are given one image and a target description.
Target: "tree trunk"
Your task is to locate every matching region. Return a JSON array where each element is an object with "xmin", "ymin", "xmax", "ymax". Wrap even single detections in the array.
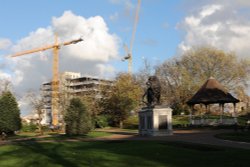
[
  {"xmin": 38, "ymin": 112, "xmax": 43, "ymax": 135},
  {"xmin": 119, "ymin": 121, "xmax": 123, "ymax": 129}
]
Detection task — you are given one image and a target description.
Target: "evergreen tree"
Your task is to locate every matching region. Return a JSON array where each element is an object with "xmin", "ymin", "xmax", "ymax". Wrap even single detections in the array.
[
  {"xmin": 0, "ymin": 91, "xmax": 21, "ymax": 134},
  {"xmin": 64, "ymin": 98, "xmax": 92, "ymax": 135}
]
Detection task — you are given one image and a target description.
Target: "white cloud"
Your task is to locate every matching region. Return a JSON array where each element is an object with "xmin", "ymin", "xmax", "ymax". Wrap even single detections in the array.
[
  {"xmin": 225, "ymin": 0, "xmax": 250, "ymax": 7},
  {"xmin": 185, "ymin": 16, "xmax": 201, "ymax": 27},
  {"xmin": 200, "ymin": 4, "xmax": 222, "ymax": 18},
  {"xmin": 96, "ymin": 64, "xmax": 115, "ymax": 78},
  {"xmin": 0, "ymin": 70, "xmax": 11, "ymax": 80},
  {"xmin": 3, "ymin": 11, "xmax": 120, "ymax": 115},
  {"xmin": 0, "ymin": 38, "xmax": 12, "ymax": 50},
  {"xmin": 178, "ymin": 2, "xmax": 250, "ymax": 58}
]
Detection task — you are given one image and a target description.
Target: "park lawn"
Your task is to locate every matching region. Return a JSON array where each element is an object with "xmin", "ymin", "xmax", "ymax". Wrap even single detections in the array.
[
  {"xmin": 30, "ymin": 131, "xmax": 113, "ymax": 141},
  {"xmin": 0, "ymin": 141, "xmax": 249, "ymax": 167},
  {"xmin": 6, "ymin": 131, "xmax": 112, "ymax": 142},
  {"xmin": 7, "ymin": 132, "xmax": 38, "ymax": 140},
  {"xmin": 215, "ymin": 131, "xmax": 250, "ymax": 143}
]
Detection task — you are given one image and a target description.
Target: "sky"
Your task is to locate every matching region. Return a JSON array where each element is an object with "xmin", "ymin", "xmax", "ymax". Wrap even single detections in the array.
[{"xmin": 1, "ymin": 0, "xmax": 250, "ymax": 115}]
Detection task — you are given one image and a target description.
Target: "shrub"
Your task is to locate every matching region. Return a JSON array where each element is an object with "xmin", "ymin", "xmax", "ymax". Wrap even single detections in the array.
[
  {"xmin": 123, "ymin": 116, "xmax": 138, "ymax": 129},
  {"xmin": 95, "ymin": 115, "xmax": 110, "ymax": 128},
  {"xmin": 21, "ymin": 123, "xmax": 37, "ymax": 132},
  {"xmin": 64, "ymin": 98, "xmax": 93, "ymax": 135}
]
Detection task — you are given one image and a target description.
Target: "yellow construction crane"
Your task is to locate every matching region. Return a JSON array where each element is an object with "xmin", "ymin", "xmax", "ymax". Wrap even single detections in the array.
[
  {"xmin": 123, "ymin": 0, "xmax": 141, "ymax": 74},
  {"xmin": 11, "ymin": 34, "xmax": 83, "ymax": 126}
]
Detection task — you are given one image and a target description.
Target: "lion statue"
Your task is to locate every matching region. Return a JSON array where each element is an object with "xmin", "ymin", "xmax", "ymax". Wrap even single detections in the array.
[{"xmin": 142, "ymin": 76, "xmax": 161, "ymax": 107}]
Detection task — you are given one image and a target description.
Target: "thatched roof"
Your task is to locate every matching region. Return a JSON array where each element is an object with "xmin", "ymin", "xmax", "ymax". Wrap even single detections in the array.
[{"xmin": 187, "ymin": 77, "xmax": 239, "ymax": 105}]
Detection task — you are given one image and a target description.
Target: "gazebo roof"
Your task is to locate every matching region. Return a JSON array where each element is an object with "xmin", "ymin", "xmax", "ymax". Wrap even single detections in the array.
[{"xmin": 187, "ymin": 77, "xmax": 239, "ymax": 105}]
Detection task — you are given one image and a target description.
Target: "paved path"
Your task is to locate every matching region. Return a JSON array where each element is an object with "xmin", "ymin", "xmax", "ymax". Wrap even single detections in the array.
[
  {"xmin": 95, "ymin": 129, "xmax": 250, "ymax": 150},
  {"xmin": 1, "ymin": 129, "xmax": 250, "ymax": 150}
]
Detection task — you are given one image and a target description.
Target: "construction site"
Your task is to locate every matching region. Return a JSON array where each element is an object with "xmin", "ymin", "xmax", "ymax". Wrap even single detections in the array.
[
  {"xmin": 13, "ymin": 0, "xmax": 141, "ymax": 128},
  {"xmin": 35, "ymin": 71, "xmax": 114, "ymax": 126}
]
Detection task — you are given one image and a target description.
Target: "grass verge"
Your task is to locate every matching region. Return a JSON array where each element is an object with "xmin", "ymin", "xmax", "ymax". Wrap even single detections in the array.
[
  {"xmin": 215, "ymin": 131, "xmax": 250, "ymax": 143},
  {"xmin": 5, "ymin": 131, "xmax": 112, "ymax": 142},
  {"xmin": 0, "ymin": 141, "xmax": 249, "ymax": 167}
]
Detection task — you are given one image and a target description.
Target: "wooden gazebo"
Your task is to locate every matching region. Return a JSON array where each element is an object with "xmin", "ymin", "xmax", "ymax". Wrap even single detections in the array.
[{"xmin": 187, "ymin": 77, "xmax": 239, "ymax": 125}]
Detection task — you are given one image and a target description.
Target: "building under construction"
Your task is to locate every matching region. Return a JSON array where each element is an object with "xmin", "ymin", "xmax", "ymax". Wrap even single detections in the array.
[{"xmin": 40, "ymin": 71, "xmax": 113, "ymax": 125}]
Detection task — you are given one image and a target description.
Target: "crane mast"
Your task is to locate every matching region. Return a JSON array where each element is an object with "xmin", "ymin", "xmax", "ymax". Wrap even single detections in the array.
[
  {"xmin": 52, "ymin": 34, "xmax": 60, "ymax": 126},
  {"xmin": 12, "ymin": 34, "xmax": 83, "ymax": 127},
  {"xmin": 123, "ymin": 0, "xmax": 141, "ymax": 74},
  {"xmin": 129, "ymin": 0, "xmax": 141, "ymax": 74}
]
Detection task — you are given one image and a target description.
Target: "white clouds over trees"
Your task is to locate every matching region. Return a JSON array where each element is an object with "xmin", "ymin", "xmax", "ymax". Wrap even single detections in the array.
[{"xmin": 178, "ymin": 1, "xmax": 250, "ymax": 59}]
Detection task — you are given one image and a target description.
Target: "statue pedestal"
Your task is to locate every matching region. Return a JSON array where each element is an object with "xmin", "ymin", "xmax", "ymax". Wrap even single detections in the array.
[{"xmin": 138, "ymin": 106, "xmax": 173, "ymax": 136}]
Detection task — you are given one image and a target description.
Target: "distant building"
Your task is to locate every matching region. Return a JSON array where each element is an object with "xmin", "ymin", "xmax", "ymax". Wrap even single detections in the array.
[
  {"xmin": 68, "ymin": 76, "xmax": 113, "ymax": 98},
  {"xmin": 40, "ymin": 82, "xmax": 52, "ymax": 125},
  {"xmin": 40, "ymin": 71, "xmax": 113, "ymax": 125},
  {"xmin": 22, "ymin": 114, "xmax": 38, "ymax": 125}
]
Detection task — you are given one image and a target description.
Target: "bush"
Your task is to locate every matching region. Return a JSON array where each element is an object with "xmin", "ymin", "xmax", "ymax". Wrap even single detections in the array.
[
  {"xmin": 173, "ymin": 115, "xmax": 189, "ymax": 125},
  {"xmin": 42, "ymin": 125, "xmax": 51, "ymax": 132},
  {"xmin": 95, "ymin": 115, "xmax": 110, "ymax": 128},
  {"xmin": 171, "ymin": 104, "xmax": 189, "ymax": 115},
  {"xmin": 21, "ymin": 123, "xmax": 37, "ymax": 132},
  {"xmin": 64, "ymin": 98, "xmax": 93, "ymax": 135},
  {"xmin": 123, "ymin": 116, "xmax": 138, "ymax": 129}
]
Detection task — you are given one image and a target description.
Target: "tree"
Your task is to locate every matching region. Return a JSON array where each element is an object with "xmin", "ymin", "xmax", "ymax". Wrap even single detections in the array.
[
  {"xmin": 58, "ymin": 79, "xmax": 71, "ymax": 132},
  {"xmin": 64, "ymin": 98, "xmax": 92, "ymax": 135},
  {"xmin": 25, "ymin": 91, "xmax": 46, "ymax": 135},
  {"xmin": 101, "ymin": 73, "xmax": 143, "ymax": 128},
  {"xmin": 0, "ymin": 79, "xmax": 12, "ymax": 93},
  {"xmin": 135, "ymin": 58, "xmax": 155, "ymax": 88},
  {"xmin": 156, "ymin": 46, "xmax": 250, "ymax": 114},
  {"xmin": 0, "ymin": 91, "xmax": 21, "ymax": 134}
]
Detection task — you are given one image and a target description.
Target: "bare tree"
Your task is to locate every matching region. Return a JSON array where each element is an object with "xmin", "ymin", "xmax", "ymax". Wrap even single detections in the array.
[
  {"xmin": 135, "ymin": 58, "xmax": 155, "ymax": 89},
  {"xmin": 25, "ymin": 91, "xmax": 46, "ymax": 135},
  {"xmin": 156, "ymin": 46, "xmax": 250, "ymax": 114},
  {"xmin": 0, "ymin": 79, "xmax": 12, "ymax": 93}
]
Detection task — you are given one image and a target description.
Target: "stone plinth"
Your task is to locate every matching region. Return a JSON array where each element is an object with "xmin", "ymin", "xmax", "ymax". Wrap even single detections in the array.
[{"xmin": 138, "ymin": 106, "xmax": 173, "ymax": 136}]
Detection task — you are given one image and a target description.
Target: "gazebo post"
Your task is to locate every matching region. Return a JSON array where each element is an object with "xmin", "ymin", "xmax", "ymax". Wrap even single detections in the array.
[
  {"xmin": 204, "ymin": 104, "xmax": 208, "ymax": 125},
  {"xmin": 233, "ymin": 103, "xmax": 238, "ymax": 124},
  {"xmin": 202, "ymin": 104, "xmax": 208, "ymax": 124},
  {"xmin": 220, "ymin": 103, "xmax": 224, "ymax": 124},
  {"xmin": 199, "ymin": 104, "xmax": 202, "ymax": 119},
  {"xmin": 189, "ymin": 105, "xmax": 193, "ymax": 125},
  {"xmin": 199, "ymin": 104, "xmax": 204, "ymax": 125}
]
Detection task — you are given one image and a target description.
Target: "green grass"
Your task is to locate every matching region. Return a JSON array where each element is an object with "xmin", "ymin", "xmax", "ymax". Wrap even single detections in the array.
[
  {"xmin": 6, "ymin": 131, "xmax": 112, "ymax": 141},
  {"xmin": 0, "ymin": 141, "xmax": 249, "ymax": 167},
  {"xmin": 87, "ymin": 131, "xmax": 112, "ymax": 138},
  {"xmin": 215, "ymin": 131, "xmax": 250, "ymax": 143},
  {"xmin": 7, "ymin": 132, "xmax": 38, "ymax": 139},
  {"xmin": 37, "ymin": 131, "xmax": 112, "ymax": 141}
]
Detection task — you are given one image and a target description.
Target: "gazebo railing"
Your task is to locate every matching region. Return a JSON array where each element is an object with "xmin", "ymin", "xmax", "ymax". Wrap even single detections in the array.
[{"xmin": 191, "ymin": 118, "xmax": 237, "ymax": 125}]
